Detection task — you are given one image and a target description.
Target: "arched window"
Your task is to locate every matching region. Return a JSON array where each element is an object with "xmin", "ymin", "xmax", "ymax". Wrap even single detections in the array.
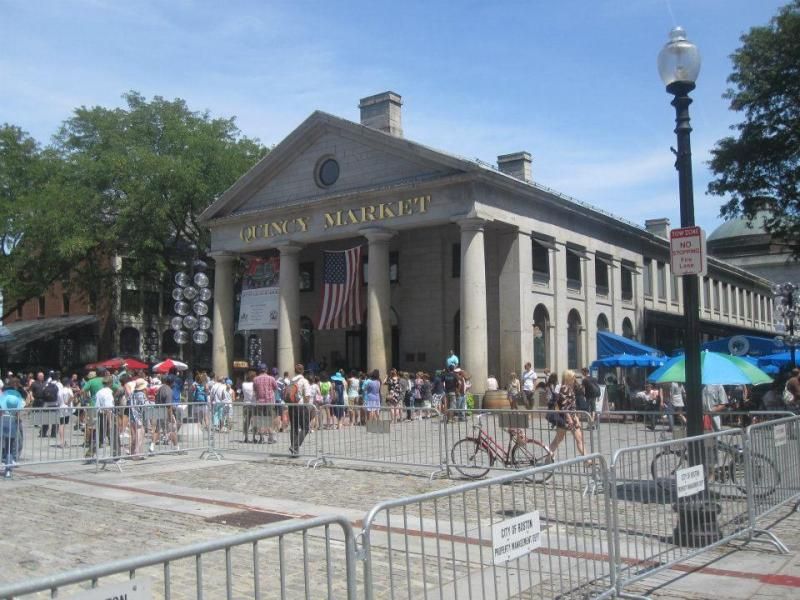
[
  {"xmin": 142, "ymin": 328, "xmax": 159, "ymax": 362},
  {"xmin": 622, "ymin": 317, "xmax": 634, "ymax": 339},
  {"xmin": 300, "ymin": 316, "xmax": 314, "ymax": 366},
  {"xmin": 233, "ymin": 334, "xmax": 246, "ymax": 359},
  {"xmin": 119, "ymin": 327, "xmax": 141, "ymax": 357},
  {"xmin": 567, "ymin": 309, "xmax": 582, "ymax": 370},
  {"xmin": 533, "ymin": 304, "xmax": 550, "ymax": 370},
  {"xmin": 196, "ymin": 333, "xmax": 213, "ymax": 369},
  {"xmin": 162, "ymin": 330, "xmax": 179, "ymax": 358},
  {"xmin": 596, "ymin": 313, "xmax": 610, "ymax": 332},
  {"xmin": 248, "ymin": 335, "xmax": 263, "ymax": 367}
]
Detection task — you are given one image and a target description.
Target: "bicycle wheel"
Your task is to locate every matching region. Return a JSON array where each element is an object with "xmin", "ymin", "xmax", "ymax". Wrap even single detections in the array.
[
  {"xmin": 651, "ymin": 449, "xmax": 685, "ymax": 493},
  {"xmin": 511, "ymin": 440, "xmax": 554, "ymax": 483},
  {"xmin": 450, "ymin": 438, "xmax": 492, "ymax": 479},
  {"xmin": 727, "ymin": 450, "xmax": 780, "ymax": 497}
]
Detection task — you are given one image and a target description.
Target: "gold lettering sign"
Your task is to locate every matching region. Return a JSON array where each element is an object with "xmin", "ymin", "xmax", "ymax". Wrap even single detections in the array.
[
  {"xmin": 323, "ymin": 195, "xmax": 430, "ymax": 230},
  {"xmin": 239, "ymin": 195, "xmax": 431, "ymax": 242}
]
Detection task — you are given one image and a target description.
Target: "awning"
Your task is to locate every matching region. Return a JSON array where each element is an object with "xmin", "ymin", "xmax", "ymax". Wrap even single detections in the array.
[
  {"xmin": 566, "ymin": 245, "xmax": 590, "ymax": 260},
  {"xmin": 701, "ymin": 335, "xmax": 783, "ymax": 357},
  {"xmin": 531, "ymin": 235, "xmax": 558, "ymax": 251},
  {"xmin": 0, "ymin": 315, "xmax": 98, "ymax": 355},
  {"xmin": 594, "ymin": 254, "xmax": 617, "ymax": 268},
  {"xmin": 597, "ymin": 330, "xmax": 663, "ymax": 358},
  {"xmin": 592, "ymin": 353, "xmax": 666, "ymax": 369}
]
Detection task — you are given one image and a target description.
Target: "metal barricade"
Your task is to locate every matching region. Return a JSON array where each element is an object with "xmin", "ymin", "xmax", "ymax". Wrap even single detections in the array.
[
  {"xmin": 215, "ymin": 402, "xmax": 319, "ymax": 460},
  {"xmin": 313, "ymin": 406, "xmax": 447, "ymax": 475},
  {"xmin": 445, "ymin": 408, "xmax": 595, "ymax": 479},
  {"xmin": 0, "ymin": 515, "xmax": 358, "ymax": 600},
  {"xmin": 216, "ymin": 404, "xmax": 449, "ymax": 476},
  {"xmin": 594, "ymin": 410, "xmax": 795, "ymax": 464},
  {"xmin": 745, "ymin": 415, "xmax": 800, "ymax": 529},
  {"xmin": 93, "ymin": 402, "xmax": 211, "ymax": 469},
  {"xmin": 359, "ymin": 454, "xmax": 616, "ymax": 599},
  {"xmin": 13, "ymin": 405, "xmax": 95, "ymax": 467},
  {"xmin": 609, "ymin": 428, "xmax": 760, "ymax": 597}
]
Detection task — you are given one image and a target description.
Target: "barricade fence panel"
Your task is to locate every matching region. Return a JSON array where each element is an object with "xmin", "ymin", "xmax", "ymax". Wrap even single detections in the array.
[
  {"xmin": 1, "ymin": 403, "xmax": 213, "ymax": 471},
  {"xmin": 594, "ymin": 410, "xmax": 794, "ymax": 464},
  {"xmin": 745, "ymin": 415, "xmax": 800, "ymax": 521},
  {"xmin": 217, "ymin": 404, "xmax": 448, "ymax": 472},
  {"xmin": 360, "ymin": 454, "xmax": 615, "ymax": 600},
  {"xmin": 445, "ymin": 409, "xmax": 594, "ymax": 479},
  {"xmin": 609, "ymin": 428, "xmax": 755, "ymax": 595},
  {"xmin": 0, "ymin": 515, "xmax": 358, "ymax": 600}
]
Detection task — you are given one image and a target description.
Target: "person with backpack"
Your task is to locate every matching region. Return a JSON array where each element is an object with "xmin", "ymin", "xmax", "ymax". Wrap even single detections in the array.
[
  {"xmin": 192, "ymin": 373, "xmax": 210, "ymax": 430},
  {"xmin": 286, "ymin": 364, "xmax": 312, "ymax": 456},
  {"xmin": 443, "ymin": 365, "xmax": 460, "ymax": 421},
  {"xmin": 41, "ymin": 372, "xmax": 61, "ymax": 439},
  {"xmin": 580, "ymin": 367, "xmax": 601, "ymax": 430}
]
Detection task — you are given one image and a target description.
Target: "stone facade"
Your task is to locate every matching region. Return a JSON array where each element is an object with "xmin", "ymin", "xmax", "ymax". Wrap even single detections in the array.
[{"xmin": 201, "ymin": 93, "xmax": 776, "ymax": 392}]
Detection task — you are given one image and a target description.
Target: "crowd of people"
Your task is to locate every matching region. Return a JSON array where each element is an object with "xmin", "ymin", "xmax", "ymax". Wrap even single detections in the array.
[{"xmin": 3, "ymin": 350, "xmax": 799, "ymax": 468}]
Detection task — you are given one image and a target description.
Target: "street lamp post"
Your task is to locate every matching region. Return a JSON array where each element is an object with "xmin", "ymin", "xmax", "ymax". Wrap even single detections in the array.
[
  {"xmin": 658, "ymin": 26, "xmax": 703, "ymax": 439},
  {"xmin": 659, "ymin": 26, "xmax": 721, "ymax": 547},
  {"xmin": 773, "ymin": 282, "xmax": 799, "ymax": 369}
]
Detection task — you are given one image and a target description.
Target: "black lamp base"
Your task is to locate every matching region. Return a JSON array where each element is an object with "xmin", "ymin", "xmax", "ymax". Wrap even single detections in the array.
[{"xmin": 672, "ymin": 497, "xmax": 722, "ymax": 548}]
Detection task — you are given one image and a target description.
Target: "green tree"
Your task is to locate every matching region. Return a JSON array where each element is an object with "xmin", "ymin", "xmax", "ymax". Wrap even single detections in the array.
[
  {"xmin": 54, "ymin": 91, "xmax": 267, "ymax": 279},
  {"xmin": 0, "ymin": 124, "xmax": 92, "ymax": 313},
  {"xmin": 0, "ymin": 92, "xmax": 267, "ymax": 317},
  {"xmin": 708, "ymin": 1, "xmax": 800, "ymax": 254}
]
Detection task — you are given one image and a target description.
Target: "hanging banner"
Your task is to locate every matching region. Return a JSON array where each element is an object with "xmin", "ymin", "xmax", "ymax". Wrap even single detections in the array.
[{"xmin": 238, "ymin": 257, "xmax": 280, "ymax": 330}]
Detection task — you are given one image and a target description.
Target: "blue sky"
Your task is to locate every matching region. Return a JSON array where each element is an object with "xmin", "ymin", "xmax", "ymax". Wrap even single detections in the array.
[{"xmin": 0, "ymin": 0, "xmax": 788, "ymax": 235}]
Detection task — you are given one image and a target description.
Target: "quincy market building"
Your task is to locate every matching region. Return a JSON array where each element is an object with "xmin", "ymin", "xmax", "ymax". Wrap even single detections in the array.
[{"xmin": 201, "ymin": 92, "xmax": 775, "ymax": 395}]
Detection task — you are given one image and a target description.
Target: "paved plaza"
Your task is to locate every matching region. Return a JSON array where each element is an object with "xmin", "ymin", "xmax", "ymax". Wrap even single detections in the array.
[{"xmin": 1, "ymin": 413, "xmax": 799, "ymax": 599}]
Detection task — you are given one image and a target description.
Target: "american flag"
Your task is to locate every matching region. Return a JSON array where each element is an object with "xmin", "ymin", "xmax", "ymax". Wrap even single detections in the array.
[{"xmin": 318, "ymin": 245, "xmax": 363, "ymax": 330}]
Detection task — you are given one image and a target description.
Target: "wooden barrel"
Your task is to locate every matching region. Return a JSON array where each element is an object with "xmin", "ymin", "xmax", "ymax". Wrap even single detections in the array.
[{"xmin": 482, "ymin": 389, "xmax": 511, "ymax": 411}]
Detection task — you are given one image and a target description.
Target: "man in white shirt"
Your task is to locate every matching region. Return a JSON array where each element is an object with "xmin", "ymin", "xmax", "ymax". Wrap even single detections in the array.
[
  {"xmin": 94, "ymin": 377, "xmax": 115, "ymax": 452},
  {"xmin": 56, "ymin": 377, "xmax": 74, "ymax": 449},
  {"xmin": 702, "ymin": 384, "xmax": 728, "ymax": 431},
  {"xmin": 288, "ymin": 364, "xmax": 311, "ymax": 456},
  {"xmin": 521, "ymin": 362, "xmax": 536, "ymax": 409}
]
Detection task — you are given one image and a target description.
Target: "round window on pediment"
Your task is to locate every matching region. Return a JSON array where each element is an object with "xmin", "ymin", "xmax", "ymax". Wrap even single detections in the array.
[{"xmin": 315, "ymin": 156, "xmax": 340, "ymax": 188}]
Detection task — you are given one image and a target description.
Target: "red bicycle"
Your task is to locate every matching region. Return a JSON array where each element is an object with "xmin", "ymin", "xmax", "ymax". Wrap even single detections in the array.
[{"xmin": 450, "ymin": 413, "xmax": 554, "ymax": 481}]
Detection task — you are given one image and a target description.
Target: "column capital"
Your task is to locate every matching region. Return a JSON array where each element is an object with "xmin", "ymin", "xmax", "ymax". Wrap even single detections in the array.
[
  {"xmin": 453, "ymin": 216, "xmax": 486, "ymax": 232},
  {"xmin": 274, "ymin": 241, "xmax": 304, "ymax": 256},
  {"xmin": 208, "ymin": 251, "xmax": 237, "ymax": 264},
  {"xmin": 359, "ymin": 226, "xmax": 396, "ymax": 243}
]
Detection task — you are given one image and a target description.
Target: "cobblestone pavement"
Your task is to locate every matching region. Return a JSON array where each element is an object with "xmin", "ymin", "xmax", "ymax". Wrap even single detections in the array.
[{"xmin": 1, "ymin": 414, "xmax": 799, "ymax": 599}]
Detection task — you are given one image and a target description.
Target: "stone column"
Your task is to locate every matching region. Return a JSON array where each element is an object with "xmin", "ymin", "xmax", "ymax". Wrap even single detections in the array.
[
  {"xmin": 553, "ymin": 242, "xmax": 569, "ymax": 375},
  {"xmin": 361, "ymin": 227, "xmax": 394, "ymax": 379},
  {"xmin": 458, "ymin": 218, "xmax": 488, "ymax": 394},
  {"xmin": 498, "ymin": 230, "xmax": 533, "ymax": 388},
  {"xmin": 583, "ymin": 253, "xmax": 597, "ymax": 368},
  {"xmin": 275, "ymin": 242, "xmax": 303, "ymax": 373},
  {"xmin": 211, "ymin": 253, "xmax": 236, "ymax": 378}
]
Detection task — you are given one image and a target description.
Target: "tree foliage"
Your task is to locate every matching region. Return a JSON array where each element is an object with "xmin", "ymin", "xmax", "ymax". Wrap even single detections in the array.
[
  {"xmin": 0, "ymin": 92, "xmax": 267, "ymax": 317},
  {"xmin": 708, "ymin": 1, "xmax": 800, "ymax": 254}
]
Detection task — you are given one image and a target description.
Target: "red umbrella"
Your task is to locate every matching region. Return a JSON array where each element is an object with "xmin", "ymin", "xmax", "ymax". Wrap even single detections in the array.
[
  {"xmin": 152, "ymin": 358, "xmax": 189, "ymax": 373},
  {"xmin": 86, "ymin": 357, "xmax": 148, "ymax": 370}
]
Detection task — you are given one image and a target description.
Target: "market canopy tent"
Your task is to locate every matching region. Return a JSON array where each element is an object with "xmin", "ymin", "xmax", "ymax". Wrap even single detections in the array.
[
  {"xmin": 591, "ymin": 354, "xmax": 666, "ymax": 369},
  {"xmin": 701, "ymin": 335, "xmax": 783, "ymax": 358},
  {"xmin": 756, "ymin": 351, "xmax": 798, "ymax": 370},
  {"xmin": 597, "ymin": 331, "xmax": 664, "ymax": 358}
]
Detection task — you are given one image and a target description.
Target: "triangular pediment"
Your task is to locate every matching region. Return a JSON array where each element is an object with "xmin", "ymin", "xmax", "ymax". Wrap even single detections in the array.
[{"xmin": 202, "ymin": 112, "xmax": 474, "ymax": 221}]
